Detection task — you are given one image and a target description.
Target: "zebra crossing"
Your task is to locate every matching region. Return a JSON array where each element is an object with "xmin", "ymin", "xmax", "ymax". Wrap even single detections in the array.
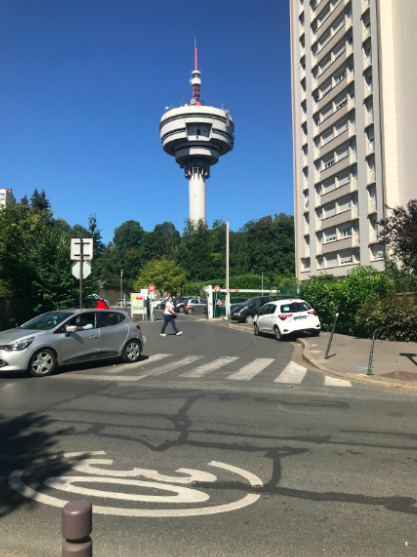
[{"xmin": 57, "ymin": 353, "xmax": 352, "ymax": 388}]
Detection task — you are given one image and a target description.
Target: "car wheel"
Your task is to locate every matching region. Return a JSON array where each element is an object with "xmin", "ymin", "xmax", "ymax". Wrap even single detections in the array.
[
  {"xmin": 274, "ymin": 325, "xmax": 282, "ymax": 341},
  {"xmin": 179, "ymin": 307, "xmax": 185, "ymax": 313},
  {"xmin": 311, "ymin": 329, "xmax": 321, "ymax": 337},
  {"xmin": 28, "ymin": 349, "xmax": 57, "ymax": 377},
  {"xmin": 187, "ymin": 308, "xmax": 194, "ymax": 314},
  {"xmin": 254, "ymin": 323, "xmax": 260, "ymax": 336},
  {"xmin": 123, "ymin": 340, "xmax": 142, "ymax": 363},
  {"xmin": 245, "ymin": 315, "xmax": 254, "ymax": 325}
]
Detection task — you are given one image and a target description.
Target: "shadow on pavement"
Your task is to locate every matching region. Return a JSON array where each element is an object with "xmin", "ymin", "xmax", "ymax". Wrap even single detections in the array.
[{"xmin": 0, "ymin": 412, "xmax": 78, "ymax": 519}]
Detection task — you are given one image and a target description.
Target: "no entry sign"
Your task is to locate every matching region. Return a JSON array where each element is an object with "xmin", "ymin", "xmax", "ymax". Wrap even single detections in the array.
[
  {"xmin": 214, "ymin": 285, "xmax": 221, "ymax": 293},
  {"xmin": 149, "ymin": 284, "xmax": 156, "ymax": 292}
]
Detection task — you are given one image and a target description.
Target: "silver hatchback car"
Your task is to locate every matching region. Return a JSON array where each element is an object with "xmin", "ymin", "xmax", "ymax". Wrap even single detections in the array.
[{"xmin": 0, "ymin": 309, "xmax": 144, "ymax": 377}]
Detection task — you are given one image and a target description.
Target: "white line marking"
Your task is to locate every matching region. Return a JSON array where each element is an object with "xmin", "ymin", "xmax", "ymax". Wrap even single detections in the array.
[
  {"xmin": 105, "ymin": 354, "xmax": 171, "ymax": 373},
  {"xmin": 227, "ymin": 358, "xmax": 274, "ymax": 381},
  {"xmin": 136, "ymin": 355, "xmax": 204, "ymax": 380},
  {"xmin": 274, "ymin": 362, "xmax": 307, "ymax": 384},
  {"xmin": 324, "ymin": 376, "xmax": 352, "ymax": 387},
  {"xmin": 56, "ymin": 374, "xmax": 141, "ymax": 382},
  {"xmin": 9, "ymin": 461, "xmax": 263, "ymax": 517},
  {"xmin": 181, "ymin": 357, "xmax": 239, "ymax": 378}
]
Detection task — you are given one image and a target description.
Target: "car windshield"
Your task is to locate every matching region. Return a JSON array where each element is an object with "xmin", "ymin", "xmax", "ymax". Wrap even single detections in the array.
[
  {"xmin": 280, "ymin": 302, "xmax": 311, "ymax": 314},
  {"xmin": 18, "ymin": 312, "xmax": 74, "ymax": 331}
]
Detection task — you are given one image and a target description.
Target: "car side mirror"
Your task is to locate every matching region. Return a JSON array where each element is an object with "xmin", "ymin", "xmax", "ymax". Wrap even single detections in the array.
[{"xmin": 65, "ymin": 325, "xmax": 77, "ymax": 335}]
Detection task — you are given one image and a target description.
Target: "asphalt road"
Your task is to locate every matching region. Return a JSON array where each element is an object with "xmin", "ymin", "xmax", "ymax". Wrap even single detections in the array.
[{"xmin": 1, "ymin": 312, "xmax": 417, "ymax": 557}]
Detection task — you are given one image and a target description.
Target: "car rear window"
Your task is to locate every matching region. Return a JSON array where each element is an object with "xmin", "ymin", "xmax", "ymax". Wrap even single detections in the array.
[
  {"xmin": 280, "ymin": 302, "xmax": 311, "ymax": 313},
  {"xmin": 99, "ymin": 312, "xmax": 125, "ymax": 327}
]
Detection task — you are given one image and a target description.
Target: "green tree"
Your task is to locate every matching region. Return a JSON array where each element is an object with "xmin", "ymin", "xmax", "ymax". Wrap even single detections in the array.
[
  {"xmin": 30, "ymin": 188, "xmax": 50, "ymax": 211},
  {"xmin": 20, "ymin": 195, "xmax": 29, "ymax": 206},
  {"xmin": 140, "ymin": 222, "xmax": 180, "ymax": 262},
  {"xmin": 134, "ymin": 258, "xmax": 186, "ymax": 295},
  {"xmin": 114, "ymin": 220, "xmax": 144, "ymax": 252}
]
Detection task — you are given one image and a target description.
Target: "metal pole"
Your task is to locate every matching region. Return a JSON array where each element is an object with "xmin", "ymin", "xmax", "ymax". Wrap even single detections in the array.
[
  {"xmin": 120, "ymin": 270, "xmax": 123, "ymax": 305},
  {"xmin": 262, "ymin": 271, "xmax": 264, "ymax": 292},
  {"xmin": 226, "ymin": 222, "xmax": 230, "ymax": 319},
  {"xmin": 62, "ymin": 499, "xmax": 92, "ymax": 557},
  {"xmin": 367, "ymin": 333, "xmax": 375, "ymax": 375},
  {"xmin": 79, "ymin": 239, "xmax": 84, "ymax": 310},
  {"xmin": 324, "ymin": 312, "xmax": 339, "ymax": 360}
]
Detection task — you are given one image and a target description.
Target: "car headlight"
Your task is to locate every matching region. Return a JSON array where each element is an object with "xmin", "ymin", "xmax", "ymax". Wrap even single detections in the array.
[{"xmin": 0, "ymin": 337, "xmax": 35, "ymax": 351}]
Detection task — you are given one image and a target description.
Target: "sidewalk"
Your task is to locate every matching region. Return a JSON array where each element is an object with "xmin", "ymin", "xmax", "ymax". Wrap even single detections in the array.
[{"xmin": 299, "ymin": 331, "xmax": 417, "ymax": 391}]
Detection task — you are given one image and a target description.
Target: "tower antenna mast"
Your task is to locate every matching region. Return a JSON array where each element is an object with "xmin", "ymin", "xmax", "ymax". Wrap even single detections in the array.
[{"xmin": 191, "ymin": 40, "xmax": 201, "ymax": 104}]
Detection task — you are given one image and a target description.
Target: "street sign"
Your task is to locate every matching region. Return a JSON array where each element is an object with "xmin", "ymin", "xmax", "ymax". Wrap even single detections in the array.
[
  {"xmin": 72, "ymin": 261, "xmax": 91, "ymax": 280},
  {"xmin": 71, "ymin": 238, "xmax": 94, "ymax": 261},
  {"xmin": 214, "ymin": 285, "xmax": 221, "ymax": 293},
  {"xmin": 149, "ymin": 284, "xmax": 155, "ymax": 292}
]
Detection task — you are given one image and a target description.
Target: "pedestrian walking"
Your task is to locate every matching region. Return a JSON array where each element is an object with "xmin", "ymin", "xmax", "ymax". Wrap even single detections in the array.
[{"xmin": 160, "ymin": 295, "xmax": 183, "ymax": 337}]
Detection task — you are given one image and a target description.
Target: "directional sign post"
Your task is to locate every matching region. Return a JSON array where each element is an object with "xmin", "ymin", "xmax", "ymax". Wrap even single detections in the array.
[{"xmin": 71, "ymin": 238, "xmax": 94, "ymax": 309}]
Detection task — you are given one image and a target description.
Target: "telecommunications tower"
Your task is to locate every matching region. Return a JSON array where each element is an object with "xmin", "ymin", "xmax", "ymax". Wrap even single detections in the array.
[{"xmin": 159, "ymin": 42, "xmax": 235, "ymax": 222}]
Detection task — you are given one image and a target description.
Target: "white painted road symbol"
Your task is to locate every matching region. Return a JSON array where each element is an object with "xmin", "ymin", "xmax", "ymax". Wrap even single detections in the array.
[{"xmin": 9, "ymin": 451, "xmax": 263, "ymax": 517}]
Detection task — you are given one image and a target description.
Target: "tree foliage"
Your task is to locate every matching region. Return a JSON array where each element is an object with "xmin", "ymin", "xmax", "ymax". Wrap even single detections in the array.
[
  {"xmin": 134, "ymin": 258, "xmax": 186, "ymax": 295},
  {"xmin": 379, "ymin": 199, "xmax": 417, "ymax": 273}
]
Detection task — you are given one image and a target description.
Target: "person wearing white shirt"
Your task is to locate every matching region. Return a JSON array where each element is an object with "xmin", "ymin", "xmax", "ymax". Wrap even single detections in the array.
[{"xmin": 160, "ymin": 295, "xmax": 183, "ymax": 337}]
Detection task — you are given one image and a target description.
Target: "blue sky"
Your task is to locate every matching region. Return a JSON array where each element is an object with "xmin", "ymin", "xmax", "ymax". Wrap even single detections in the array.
[{"xmin": 0, "ymin": 0, "xmax": 293, "ymax": 243}]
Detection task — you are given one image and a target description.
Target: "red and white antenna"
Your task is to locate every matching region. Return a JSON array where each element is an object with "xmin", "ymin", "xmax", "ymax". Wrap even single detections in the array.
[{"xmin": 190, "ymin": 40, "xmax": 203, "ymax": 105}]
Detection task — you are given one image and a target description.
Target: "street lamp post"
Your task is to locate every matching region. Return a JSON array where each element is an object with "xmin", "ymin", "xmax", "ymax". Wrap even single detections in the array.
[
  {"xmin": 260, "ymin": 267, "xmax": 266, "ymax": 292},
  {"xmin": 120, "ymin": 269, "xmax": 123, "ymax": 306}
]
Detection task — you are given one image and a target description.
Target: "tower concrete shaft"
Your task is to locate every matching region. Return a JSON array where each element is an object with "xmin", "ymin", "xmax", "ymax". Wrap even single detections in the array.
[{"xmin": 184, "ymin": 160, "xmax": 210, "ymax": 221}]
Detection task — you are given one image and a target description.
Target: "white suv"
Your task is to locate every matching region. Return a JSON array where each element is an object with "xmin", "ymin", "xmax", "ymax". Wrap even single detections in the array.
[{"xmin": 253, "ymin": 299, "xmax": 320, "ymax": 340}]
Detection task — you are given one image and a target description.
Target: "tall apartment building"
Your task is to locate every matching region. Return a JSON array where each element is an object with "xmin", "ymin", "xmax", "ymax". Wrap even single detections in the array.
[
  {"xmin": 290, "ymin": 0, "xmax": 417, "ymax": 280},
  {"xmin": 0, "ymin": 188, "xmax": 13, "ymax": 209}
]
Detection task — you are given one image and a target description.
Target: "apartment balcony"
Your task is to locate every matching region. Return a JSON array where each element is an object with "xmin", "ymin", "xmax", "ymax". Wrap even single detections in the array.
[
  {"xmin": 315, "ymin": 72, "xmax": 353, "ymax": 114},
  {"xmin": 303, "ymin": 179, "xmax": 309, "ymax": 191},
  {"xmin": 316, "ymin": 98, "xmax": 354, "ymax": 136},
  {"xmin": 317, "ymin": 179, "xmax": 357, "ymax": 207},
  {"xmin": 364, "ymin": 83, "xmax": 373, "ymax": 100},
  {"xmin": 304, "ymin": 246, "xmax": 311, "ymax": 258},
  {"xmin": 301, "ymin": 111, "xmax": 307, "ymax": 125},
  {"xmin": 362, "ymin": 26, "xmax": 371, "ymax": 42},
  {"xmin": 315, "ymin": 152, "xmax": 356, "ymax": 184},
  {"xmin": 367, "ymin": 170, "xmax": 376, "ymax": 184},
  {"xmin": 316, "ymin": 19, "xmax": 353, "ymax": 67},
  {"xmin": 304, "ymin": 225, "xmax": 310, "ymax": 236},
  {"xmin": 362, "ymin": 0, "xmax": 370, "ymax": 14},
  {"xmin": 316, "ymin": 0, "xmax": 351, "ymax": 44},
  {"xmin": 300, "ymin": 45, "xmax": 306, "ymax": 58},
  {"xmin": 317, "ymin": 45, "xmax": 353, "ymax": 89},
  {"xmin": 300, "ymin": 66, "xmax": 306, "ymax": 80},
  {"xmin": 366, "ymin": 142, "xmax": 375, "ymax": 157},
  {"xmin": 317, "ymin": 206, "xmax": 359, "ymax": 231},
  {"xmin": 369, "ymin": 230, "xmax": 378, "ymax": 244},
  {"xmin": 317, "ymin": 124, "xmax": 356, "ymax": 160},
  {"xmin": 302, "ymin": 133, "xmax": 308, "ymax": 147},
  {"xmin": 319, "ymin": 235, "xmax": 355, "ymax": 255},
  {"xmin": 365, "ymin": 111, "xmax": 374, "ymax": 127},
  {"xmin": 368, "ymin": 200, "xmax": 377, "ymax": 214},
  {"xmin": 364, "ymin": 55, "xmax": 372, "ymax": 70},
  {"xmin": 301, "ymin": 88, "xmax": 307, "ymax": 102}
]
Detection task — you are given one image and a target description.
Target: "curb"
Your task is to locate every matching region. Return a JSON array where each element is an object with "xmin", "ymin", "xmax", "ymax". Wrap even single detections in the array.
[
  {"xmin": 226, "ymin": 323, "xmax": 253, "ymax": 334},
  {"xmin": 298, "ymin": 337, "xmax": 417, "ymax": 393}
]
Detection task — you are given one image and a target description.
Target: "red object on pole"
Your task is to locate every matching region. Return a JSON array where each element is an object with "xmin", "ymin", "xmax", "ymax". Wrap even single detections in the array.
[
  {"xmin": 96, "ymin": 300, "xmax": 109, "ymax": 309},
  {"xmin": 194, "ymin": 39, "xmax": 198, "ymax": 71},
  {"xmin": 149, "ymin": 284, "xmax": 155, "ymax": 292},
  {"xmin": 214, "ymin": 285, "xmax": 221, "ymax": 293}
]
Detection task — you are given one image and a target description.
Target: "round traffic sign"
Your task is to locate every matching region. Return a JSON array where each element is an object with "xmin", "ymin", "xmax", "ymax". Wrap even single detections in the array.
[
  {"xmin": 148, "ymin": 284, "xmax": 156, "ymax": 292},
  {"xmin": 214, "ymin": 285, "xmax": 221, "ymax": 293}
]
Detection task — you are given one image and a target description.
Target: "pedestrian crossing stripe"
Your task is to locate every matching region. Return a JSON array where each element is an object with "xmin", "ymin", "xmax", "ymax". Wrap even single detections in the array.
[{"xmin": 54, "ymin": 353, "xmax": 353, "ymax": 387}]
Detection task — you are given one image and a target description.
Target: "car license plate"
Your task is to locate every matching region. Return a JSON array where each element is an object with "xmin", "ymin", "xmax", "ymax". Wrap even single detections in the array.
[{"xmin": 294, "ymin": 316, "xmax": 307, "ymax": 321}]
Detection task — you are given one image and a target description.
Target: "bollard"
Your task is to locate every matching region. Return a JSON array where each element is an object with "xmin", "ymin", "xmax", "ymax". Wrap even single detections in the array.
[
  {"xmin": 367, "ymin": 332, "xmax": 375, "ymax": 376},
  {"xmin": 62, "ymin": 500, "xmax": 93, "ymax": 557},
  {"xmin": 324, "ymin": 312, "xmax": 339, "ymax": 360}
]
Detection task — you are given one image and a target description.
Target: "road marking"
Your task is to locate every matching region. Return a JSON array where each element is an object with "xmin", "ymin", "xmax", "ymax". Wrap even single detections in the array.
[
  {"xmin": 44, "ymin": 476, "xmax": 210, "ymax": 503},
  {"xmin": 274, "ymin": 362, "xmax": 307, "ymax": 384},
  {"xmin": 181, "ymin": 357, "xmax": 239, "ymax": 378},
  {"xmin": 56, "ymin": 374, "xmax": 141, "ymax": 382},
  {"xmin": 105, "ymin": 354, "xmax": 171, "ymax": 373},
  {"xmin": 136, "ymin": 355, "xmax": 204, "ymax": 380},
  {"xmin": 9, "ymin": 454, "xmax": 263, "ymax": 518},
  {"xmin": 324, "ymin": 376, "xmax": 352, "ymax": 387},
  {"xmin": 227, "ymin": 358, "xmax": 274, "ymax": 381}
]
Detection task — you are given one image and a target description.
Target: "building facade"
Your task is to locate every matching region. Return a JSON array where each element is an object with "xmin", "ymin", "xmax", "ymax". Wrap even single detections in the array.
[
  {"xmin": 290, "ymin": 0, "xmax": 417, "ymax": 280},
  {"xmin": 0, "ymin": 188, "xmax": 13, "ymax": 209}
]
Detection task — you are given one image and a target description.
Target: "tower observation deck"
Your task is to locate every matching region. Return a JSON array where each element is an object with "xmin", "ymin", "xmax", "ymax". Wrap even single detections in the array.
[{"xmin": 159, "ymin": 42, "xmax": 235, "ymax": 222}]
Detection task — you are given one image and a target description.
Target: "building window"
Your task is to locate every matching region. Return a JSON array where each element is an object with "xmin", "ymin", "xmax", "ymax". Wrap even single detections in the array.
[
  {"xmin": 333, "ymin": 41, "xmax": 346, "ymax": 60},
  {"xmin": 336, "ymin": 144, "xmax": 349, "ymax": 161},
  {"xmin": 340, "ymin": 226, "xmax": 352, "ymax": 238},
  {"xmin": 340, "ymin": 252, "xmax": 353, "ymax": 265},
  {"xmin": 325, "ymin": 228, "xmax": 337, "ymax": 243},
  {"xmin": 322, "ymin": 128, "xmax": 334, "ymax": 145},
  {"xmin": 322, "ymin": 178, "xmax": 336, "ymax": 194},
  {"xmin": 337, "ymin": 171, "xmax": 350, "ymax": 187},
  {"xmin": 323, "ymin": 202, "xmax": 336, "ymax": 218},
  {"xmin": 325, "ymin": 254, "xmax": 338, "ymax": 268},
  {"xmin": 332, "ymin": 16, "xmax": 345, "ymax": 35},
  {"xmin": 334, "ymin": 68, "xmax": 347, "ymax": 85},
  {"xmin": 334, "ymin": 95, "xmax": 348, "ymax": 111},
  {"xmin": 320, "ymin": 56, "xmax": 332, "ymax": 74},
  {"xmin": 338, "ymin": 196, "xmax": 351, "ymax": 213}
]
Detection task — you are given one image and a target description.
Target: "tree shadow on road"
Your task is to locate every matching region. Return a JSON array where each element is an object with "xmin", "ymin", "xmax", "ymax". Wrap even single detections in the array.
[{"xmin": 0, "ymin": 412, "xmax": 77, "ymax": 519}]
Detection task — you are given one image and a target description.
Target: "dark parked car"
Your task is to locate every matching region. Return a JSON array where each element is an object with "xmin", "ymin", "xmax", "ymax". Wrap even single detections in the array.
[
  {"xmin": 185, "ymin": 298, "xmax": 207, "ymax": 314},
  {"xmin": 230, "ymin": 296, "xmax": 276, "ymax": 324}
]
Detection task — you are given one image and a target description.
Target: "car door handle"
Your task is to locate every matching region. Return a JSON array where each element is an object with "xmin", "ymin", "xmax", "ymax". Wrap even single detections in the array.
[{"xmin": 89, "ymin": 335, "xmax": 98, "ymax": 339}]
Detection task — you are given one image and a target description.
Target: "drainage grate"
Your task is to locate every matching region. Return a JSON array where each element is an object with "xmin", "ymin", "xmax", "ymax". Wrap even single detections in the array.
[{"xmin": 381, "ymin": 371, "xmax": 417, "ymax": 381}]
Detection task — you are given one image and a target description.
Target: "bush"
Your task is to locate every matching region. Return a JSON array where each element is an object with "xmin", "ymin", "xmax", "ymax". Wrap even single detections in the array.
[
  {"xmin": 301, "ymin": 266, "xmax": 393, "ymax": 336},
  {"xmin": 357, "ymin": 295, "xmax": 417, "ymax": 342}
]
